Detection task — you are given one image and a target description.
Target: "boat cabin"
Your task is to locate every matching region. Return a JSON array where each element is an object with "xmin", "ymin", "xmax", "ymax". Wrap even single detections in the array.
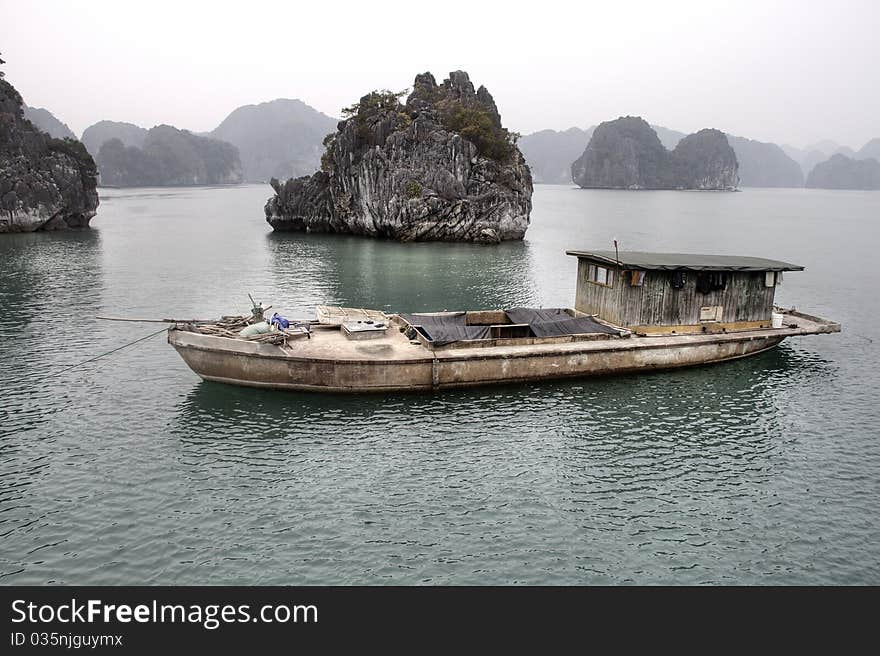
[{"xmin": 566, "ymin": 250, "xmax": 804, "ymax": 335}]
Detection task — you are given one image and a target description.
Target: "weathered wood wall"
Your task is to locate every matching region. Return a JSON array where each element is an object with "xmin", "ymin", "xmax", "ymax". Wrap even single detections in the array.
[{"xmin": 574, "ymin": 259, "xmax": 777, "ymax": 327}]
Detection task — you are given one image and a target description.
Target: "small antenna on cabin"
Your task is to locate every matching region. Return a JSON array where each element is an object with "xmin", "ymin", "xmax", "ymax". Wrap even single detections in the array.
[{"xmin": 613, "ymin": 239, "xmax": 620, "ymax": 267}]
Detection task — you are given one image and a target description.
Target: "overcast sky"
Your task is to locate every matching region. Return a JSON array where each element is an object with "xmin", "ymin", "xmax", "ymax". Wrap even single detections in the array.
[{"xmin": 2, "ymin": 0, "xmax": 877, "ymax": 149}]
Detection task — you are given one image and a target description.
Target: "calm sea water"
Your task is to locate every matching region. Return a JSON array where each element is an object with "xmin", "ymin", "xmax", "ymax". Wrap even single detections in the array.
[{"xmin": 1, "ymin": 184, "xmax": 878, "ymax": 584}]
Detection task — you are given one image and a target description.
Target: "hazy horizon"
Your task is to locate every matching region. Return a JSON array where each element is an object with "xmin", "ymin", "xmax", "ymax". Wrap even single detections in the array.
[{"xmin": 2, "ymin": 0, "xmax": 877, "ymax": 150}]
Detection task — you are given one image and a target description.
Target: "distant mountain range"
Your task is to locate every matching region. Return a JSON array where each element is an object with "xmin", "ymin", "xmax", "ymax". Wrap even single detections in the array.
[
  {"xmin": 520, "ymin": 125, "xmax": 880, "ymax": 188},
  {"xmin": 805, "ymin": 153, "xmax": 880, "ymax": 190},
  {"xmin": 76, "ymin": 99, "xmax": 337, "ymax": 186},
  {"xmin": 22, "ymin": 105, "xmax": 76, "ymax": 140},
  {"xmin": 96, "ymin": 125, "xmax": 243, "ymax": 187},
  {"xmin": 569, "ymin": 117, "xmax": 738, "ymax": 190},
  {"xmin": 520, "ymin": 123, "xmax": 805, "ymax": 187},
  {"xmin": 857, "ymin": 138, "xmax": 880, "ymax": 161},
  {"xmin": 516, "ymin": 127, "xmax": 592, "ymax": 185},
  {"xmin": 725, "ymin": 135, "xmax": 804, "ymax": 187},
  {"xmin": 82, "ymin": 120, "xmax": 147, "ymax": 156},
  {"xmin": 209, "ymin": 99, "xmax": 338, "ymax": 182},
  {"xmin": 19, "ymin": 102, "xmax": 880, "ymax": 190}
]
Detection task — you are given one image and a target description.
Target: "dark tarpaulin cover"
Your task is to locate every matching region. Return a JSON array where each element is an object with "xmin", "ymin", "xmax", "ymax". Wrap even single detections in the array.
[
  {"xmin": 401, "ymin": 308, "xmax": 619, "ymax": 344},
  {"xmin": 505, "ymin": 308, "xmax": 620, "ymax": 337},
  {"xmin": 399, "ymin": 312, "xmax": 491, "ymax": 346}
]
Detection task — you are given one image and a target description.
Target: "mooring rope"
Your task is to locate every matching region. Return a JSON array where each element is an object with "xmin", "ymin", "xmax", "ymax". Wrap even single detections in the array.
[{"xmin": 56, "ymin": 326, "xmax": 170, "ymax": 375}]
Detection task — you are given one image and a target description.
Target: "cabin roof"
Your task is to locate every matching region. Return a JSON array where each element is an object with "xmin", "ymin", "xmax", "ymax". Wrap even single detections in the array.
[{"xmin": 565, "ymin": 250, "xmax": 804, "ymax": 272}]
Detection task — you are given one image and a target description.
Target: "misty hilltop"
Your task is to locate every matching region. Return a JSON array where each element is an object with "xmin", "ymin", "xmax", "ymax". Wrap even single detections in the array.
[
  {"xmin": 805, "ymin": 153, "xmax": 880, "ymax": 190},
  {"xmin": 570, "ymin": 116, "xmax": 738, "ymax": 190},
  {"xmin": 856, "ymin": 139, "xmax": 880, "ymax": 162},
  {"xmin": 22, "ymin": 105, "xmax": 76, "ymax": 140},
  {"xmin": 265, "ymin": 71, "xmax": 532, "ymax": 243},
  {"xmin": 210, "ymin": 99, "xmax": 338, "ymax": 183},
  {"xmin": 518, "ymin": 124, "xmax": 687, "ymax": 185},
  {"xmin": 521, "ymin": 124, "xmax": 802, "ymax": 188},
  {"xmin": 725, "ymin": 135, "xmax": 803, "ymax": 187},
  {"xmin": 517, "ymin": 127, "xmax": 592, "ymax": 184},
  {"xmin": 80, "ymin": 98, "xmax": 335, "ymax": 186},
  {"xmin": 96, "ymin": 125, "xmax": 242, "ymax": 187},
  {"xmin": 82, "ymin": 120, "xmax": 148, "ymax": 158}
]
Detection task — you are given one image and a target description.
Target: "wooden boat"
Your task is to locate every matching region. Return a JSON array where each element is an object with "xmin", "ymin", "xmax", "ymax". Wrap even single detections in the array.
[{"xmin": 167, "ymin": 248, "xmax": 840, "ymax": 393}]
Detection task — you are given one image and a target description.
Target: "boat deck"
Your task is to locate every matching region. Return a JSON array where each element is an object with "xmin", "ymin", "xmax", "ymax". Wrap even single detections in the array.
[
  {"xmin": 434, "ymin": 308, "xmax": 838, "ymax": 361},
  {"xmin": 283, "ymin": 325, "xmax": 431, "ymax": 362},
  {"xmin": 168, "ymin": 308, "xmax": 839, "ymax": 392},
  {"xmin": 172, "ymin": 308, "xmax": 839, "ymax": 364}
]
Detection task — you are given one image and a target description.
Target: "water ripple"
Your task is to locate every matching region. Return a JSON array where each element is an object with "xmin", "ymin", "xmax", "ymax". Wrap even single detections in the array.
[{"xmin": 0, "ymin": 185, "xmax": 877, "ymax": 584}]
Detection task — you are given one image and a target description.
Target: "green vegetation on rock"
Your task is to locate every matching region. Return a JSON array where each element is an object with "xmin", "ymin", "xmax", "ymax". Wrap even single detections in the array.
[{"xmin": 436, "ymin": 99, "xmax": 516, "ymax": 162}]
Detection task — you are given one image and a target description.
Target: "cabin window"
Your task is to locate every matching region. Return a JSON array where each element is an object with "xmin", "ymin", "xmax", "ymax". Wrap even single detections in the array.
[
  {"xmin": 670, "ymin": 270, "xmax": 686, "ymax": 289},
  {"xmin": 587, "ymin": 264, "xmax": 614, "ymax": 286},
  {"xmin": 629, "ymin": 270, "xmax": 645, "ymax": 287},
  {"xmin": 765, "ymin": 271, "xmax": 782, "ymax": 287}
]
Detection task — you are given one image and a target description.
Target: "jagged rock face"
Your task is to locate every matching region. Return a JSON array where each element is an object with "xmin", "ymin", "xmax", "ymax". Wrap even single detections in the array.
[
  {"xmin": 96, "ymin": 125, "xmax": 243, "ymax": 187},
  {"xmin": 265, "ymin": 71, "xmax": 532, "ymax": 243},
  {"xmin": 571, "ymin": 116, "xmax": 738, "ymax": 190},
  {"xmin": 672, "ymin": 129, "xmax": 739, "ymax": 190},
  {"xmin": 571, "ymin": 117, "xmax": 673, "ymax": 189},
  {"xmin": 0, "ymin": 79, "xmax": 99, "ymax": 233},
  {"xmin": 805, "ymin": 153, "xmax": 880, "ymax": 190}
]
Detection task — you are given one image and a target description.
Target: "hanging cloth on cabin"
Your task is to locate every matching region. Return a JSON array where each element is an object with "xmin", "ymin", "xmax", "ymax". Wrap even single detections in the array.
[
  {"xmin": 710, "ymin": 271, "xmax": 727, "ymax": 290},
  {"xmin": 670, "ymin": 270, "xmax": 686, "ymax": 289},
  {"xmin": 696, "ymin": 272, "xmax": 713, "ymax": 294}
]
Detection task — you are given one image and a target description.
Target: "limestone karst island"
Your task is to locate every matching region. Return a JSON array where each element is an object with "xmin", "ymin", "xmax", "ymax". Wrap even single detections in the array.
[
  {"xmin": 0, "ymin": 76, "xmax": 98, "ymax": 232},
  {"xmin": 571, "ymin": 116, "xmax": 739, "ymax": 190},
  {"xmin": 264, "ymin": 71, "xmax": 533, "ymax": 243}
]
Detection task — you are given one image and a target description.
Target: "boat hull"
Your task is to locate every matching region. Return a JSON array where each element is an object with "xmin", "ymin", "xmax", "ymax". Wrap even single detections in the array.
[{"xmin": 168, "ymin": 328, "xmax": 788, "ymax": 393}]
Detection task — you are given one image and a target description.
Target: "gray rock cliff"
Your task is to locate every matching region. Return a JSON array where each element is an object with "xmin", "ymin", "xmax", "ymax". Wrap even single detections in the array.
[
  {"xmin": 672, "ymin": 128, "xmax": 739, "ymax": 189},
  {"xmin": 265, "ymin": 71, "xmax": 532, "ymax": 243},
  {"xmin": 1, "ymin": 78, "xmax": 99, "ymax": 232},
  {"xmin": 571, "ymin": 117, "xmax": 738, "ymax": 190}
]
